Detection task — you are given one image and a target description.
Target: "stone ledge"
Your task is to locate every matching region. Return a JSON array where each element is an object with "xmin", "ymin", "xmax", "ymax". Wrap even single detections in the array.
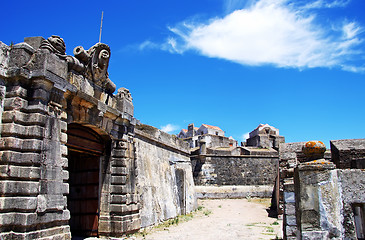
[
  {"xmin": 2, "ymin": 111, "xmax": 47, "ymax": 126},
  {"xmin": 0, "ymin": 225, "xmax": 70, "ymax": 240}
]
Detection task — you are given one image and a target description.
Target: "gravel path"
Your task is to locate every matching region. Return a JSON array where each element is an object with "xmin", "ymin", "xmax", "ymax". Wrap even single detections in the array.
[{"xmin": 134, "ymin": 198, "xmax": 282, "ymax": 240}]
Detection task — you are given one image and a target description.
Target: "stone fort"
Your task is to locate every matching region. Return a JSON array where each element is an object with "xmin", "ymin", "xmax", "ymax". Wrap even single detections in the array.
[{"xmin": 0, "ymin": 36, "xmax": 364, "ymax": 240}]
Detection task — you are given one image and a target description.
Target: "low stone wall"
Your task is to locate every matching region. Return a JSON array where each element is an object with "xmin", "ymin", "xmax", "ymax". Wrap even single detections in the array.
[
  {"xmin": 134, "ymin": 125, "xmax": 197, "ymax": 228},
  {"xmin": 193, "ymin": 155, "xmax": 278, "ymax": 186},
  {"xmin": 195, "ymin": 185, "xmax": 273, "ymax": 199}
]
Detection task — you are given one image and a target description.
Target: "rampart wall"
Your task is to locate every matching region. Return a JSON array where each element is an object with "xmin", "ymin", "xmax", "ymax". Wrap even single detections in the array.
[{"xmin": 134, "ymin": 124, "xmax": 197, "ymax": 228}]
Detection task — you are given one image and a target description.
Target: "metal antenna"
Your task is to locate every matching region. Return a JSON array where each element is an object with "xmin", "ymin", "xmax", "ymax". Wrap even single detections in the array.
[{"xmin": 99, "ymin": 11, "xmax": 104, "ymax": 43}]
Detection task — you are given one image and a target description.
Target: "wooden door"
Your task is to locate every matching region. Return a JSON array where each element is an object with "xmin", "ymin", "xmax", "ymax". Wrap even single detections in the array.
[{"xmin": 66, "ymin": 124, "xmax": 105, "ymax": 237}]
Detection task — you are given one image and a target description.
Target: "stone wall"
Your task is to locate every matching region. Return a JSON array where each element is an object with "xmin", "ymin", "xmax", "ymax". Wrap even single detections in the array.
[
  {"xmin": 294, "ymin": 163, "xmax": 365, "ymax": 239},
  {"xmin": 194, "ymin": 156, "xmax": 278, "ymax": 186},
  {"xmin": 330, "ymin": 139, "xmax": 365, "ymax": 169},
  {"xmin": 134, "ymin": 124, "xmax": 197, "ymax": 228}
]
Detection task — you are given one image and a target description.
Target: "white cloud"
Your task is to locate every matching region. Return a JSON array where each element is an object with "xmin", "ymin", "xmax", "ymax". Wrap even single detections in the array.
[
  {"xmin": 161, "ymin": 124, "xmax": 179, "ymax": 134},
  {"xmin": 164, "ymin": 0, "xmax": 364, "ymax": 72},
  {"xmin": 138, "ymin": 40, "xmax": 159, "ymax": 50},
  {"xmin": 303, "ymin": 0, "xmax": 350, "ymax": 9},
  {"xmin": 242, "ymin": 132, "xmax": 250, "ymax": 141},
  {"xmin": 342, "ymin": 22, "xmax": 363, "ymax": 39}
]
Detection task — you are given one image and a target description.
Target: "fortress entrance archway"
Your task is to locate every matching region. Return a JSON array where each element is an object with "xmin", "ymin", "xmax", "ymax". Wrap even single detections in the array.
[{"xmin": 66, "ymin": 124, "xmax": 107, "ymax": 238}]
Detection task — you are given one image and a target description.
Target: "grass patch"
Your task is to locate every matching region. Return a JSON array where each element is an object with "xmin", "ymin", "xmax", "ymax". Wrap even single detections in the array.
[
  {"xmin": 245, "ymin": 222, "xmax": 265, "ymax": 227},
  {"xmin": 203, "ymin": 209, "xmax": 212, "ymax": 216},
  {"xmin": 197, "ymin": 205, "xmax": 204, "ymax": 211}
]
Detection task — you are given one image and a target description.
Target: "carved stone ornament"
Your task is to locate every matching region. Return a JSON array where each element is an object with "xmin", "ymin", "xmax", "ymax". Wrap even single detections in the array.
[
  {"xmin": 39, "ymin": 35, "xmax": 67, "ymax": 58},
  {"xmin": 66, "ymin": 42, "xmax": 114, "ymax": 92},
  {"xmin": 69, "ymin": 43, "xmax": 110, "ymax": 81},
  {"xmin": 117, "ymin": 87, "xmax": 133, "ymax": 101}
]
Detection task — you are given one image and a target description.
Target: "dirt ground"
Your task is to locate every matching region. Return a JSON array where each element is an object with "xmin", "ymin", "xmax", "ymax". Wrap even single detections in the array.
[{"xmin": 133, "ymin": 198, "xmax": 282, "ymax": 240}]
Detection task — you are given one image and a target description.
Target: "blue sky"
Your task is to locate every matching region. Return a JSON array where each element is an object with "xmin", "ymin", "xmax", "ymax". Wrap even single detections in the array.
[{"xmin": 2, "ymin": 0, "xmax": 365, "ymax": 147}]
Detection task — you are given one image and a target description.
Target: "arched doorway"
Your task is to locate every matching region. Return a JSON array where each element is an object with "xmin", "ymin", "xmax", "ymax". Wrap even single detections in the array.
[{"xmin": 66, "ymin": 124, "xmax": 106, "ymax": 238}]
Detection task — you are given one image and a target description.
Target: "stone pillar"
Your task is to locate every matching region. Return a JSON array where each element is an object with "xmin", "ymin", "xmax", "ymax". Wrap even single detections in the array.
[
  {"xmin": 98, "ymin": 135, "xmax": 141, "ymax": 237},
  {"xmin": 294, "ymin": 141, "xmax": 343, "ymax": 239},
  {"xmin": 0, "ymin": 40, "xmax": 72, "ymax": 239}
]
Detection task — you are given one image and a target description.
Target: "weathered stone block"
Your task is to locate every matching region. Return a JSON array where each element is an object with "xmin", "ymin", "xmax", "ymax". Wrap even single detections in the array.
[
  {"xmin": 111, "ymin": 176, "xmax": 127, "ymax": 185},
  {"xmin": 0, "ymin": 225, "xmax": 71, "ymax": 240},
  {"xmin": 24, "ymin": 36, "xmax": 45, "ymax": 50},
  {"xmin": 39, "ymin": 180, "xmax": 66, "ymax": 195},
  {"xmin": 2, "ymin": 111, "xmax": 46, "ymax": 126},
  {"xmin": 285, "ymin": 225, "xmax": 297, "ymax": 237},
  {"xmin": 110, "ymin": 185, "xmax": 127, "ymax": 194},
  {"xmin": 284, "ymin": 192, "xmax": 295, "ymax": 203},
  {"xmin": 0, "ymin": 181, "xmax": 39, "ymax": 195},
  {"xmin": 285, "ymin": 215, "xmax": 296, "ymax": 226},
  {"xmin": 111, "ymin": 194, "xmax": 127, "ymax": 204},
  {"xmin": 111, "ymin": 166, "xmax": 127, "ymax": 175},
  {"xmin": 0, "ymin": 212, "xmax": 37, "ymax": 227},
  {"xmin": 302, "ymin": 231, "xmax": 329, "ymax": 240},
  {"xmin": 60, "ymin": 132, "xmax": 67, "ymax": 144},
  {"xmin": 5, "ymin": 85, "xmax": 28, "ymax": 98},
  {"xmin": 112, "ymin": 149, "xmax": 127, "ymax": 157},
  {"xmin": 0, "ymin": 151, "xmax": 41, "ymax": 165},
  {"xmin": 36, "ymin": 210, "xmax": 70, "ymax": 224},
  {"xmin": 8, "ymin": 43, "xmax": 34, "ymax": 68},
  {"xmin": 60, "ymin": 145, "xmax": 68, "ymax": 156},
  {"xmin": 28, "ymin": 51, "xmax": 68, "ymax": 81},
  {"xmin": 111, "ymin": 158, "xmax": 127, "ymax": 167},
  {"xmin": 1, "ymin": 123, "xmax": 45, "ymax": 138},
  {"xmin": 284, "ymin": 202, "xmax": 296, "ymax": 215},
  {"xmin": 4, "ymin": 97, "xmax": 28, "ymax": 110},
  {"xmin": 37, "ymin": 194, "xmax": 65, "ymax": 213},
  {"xmin": 0, "ymin": 165, "xmax": 40, "ymax": 180},
  {"xmin": 331, "ymin": 139, "xmax": 365, "ymax": 169},
  {"xmin": 0, "ymin": 137, "xmax": 43, "ymax": 152},
  {"xmin": 40, "ymin": 166, "xmax": 63, "ymax": 180},
  {"xmin": 0, "ymin": 197, "xmax": 37, "ymax": 211}
]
